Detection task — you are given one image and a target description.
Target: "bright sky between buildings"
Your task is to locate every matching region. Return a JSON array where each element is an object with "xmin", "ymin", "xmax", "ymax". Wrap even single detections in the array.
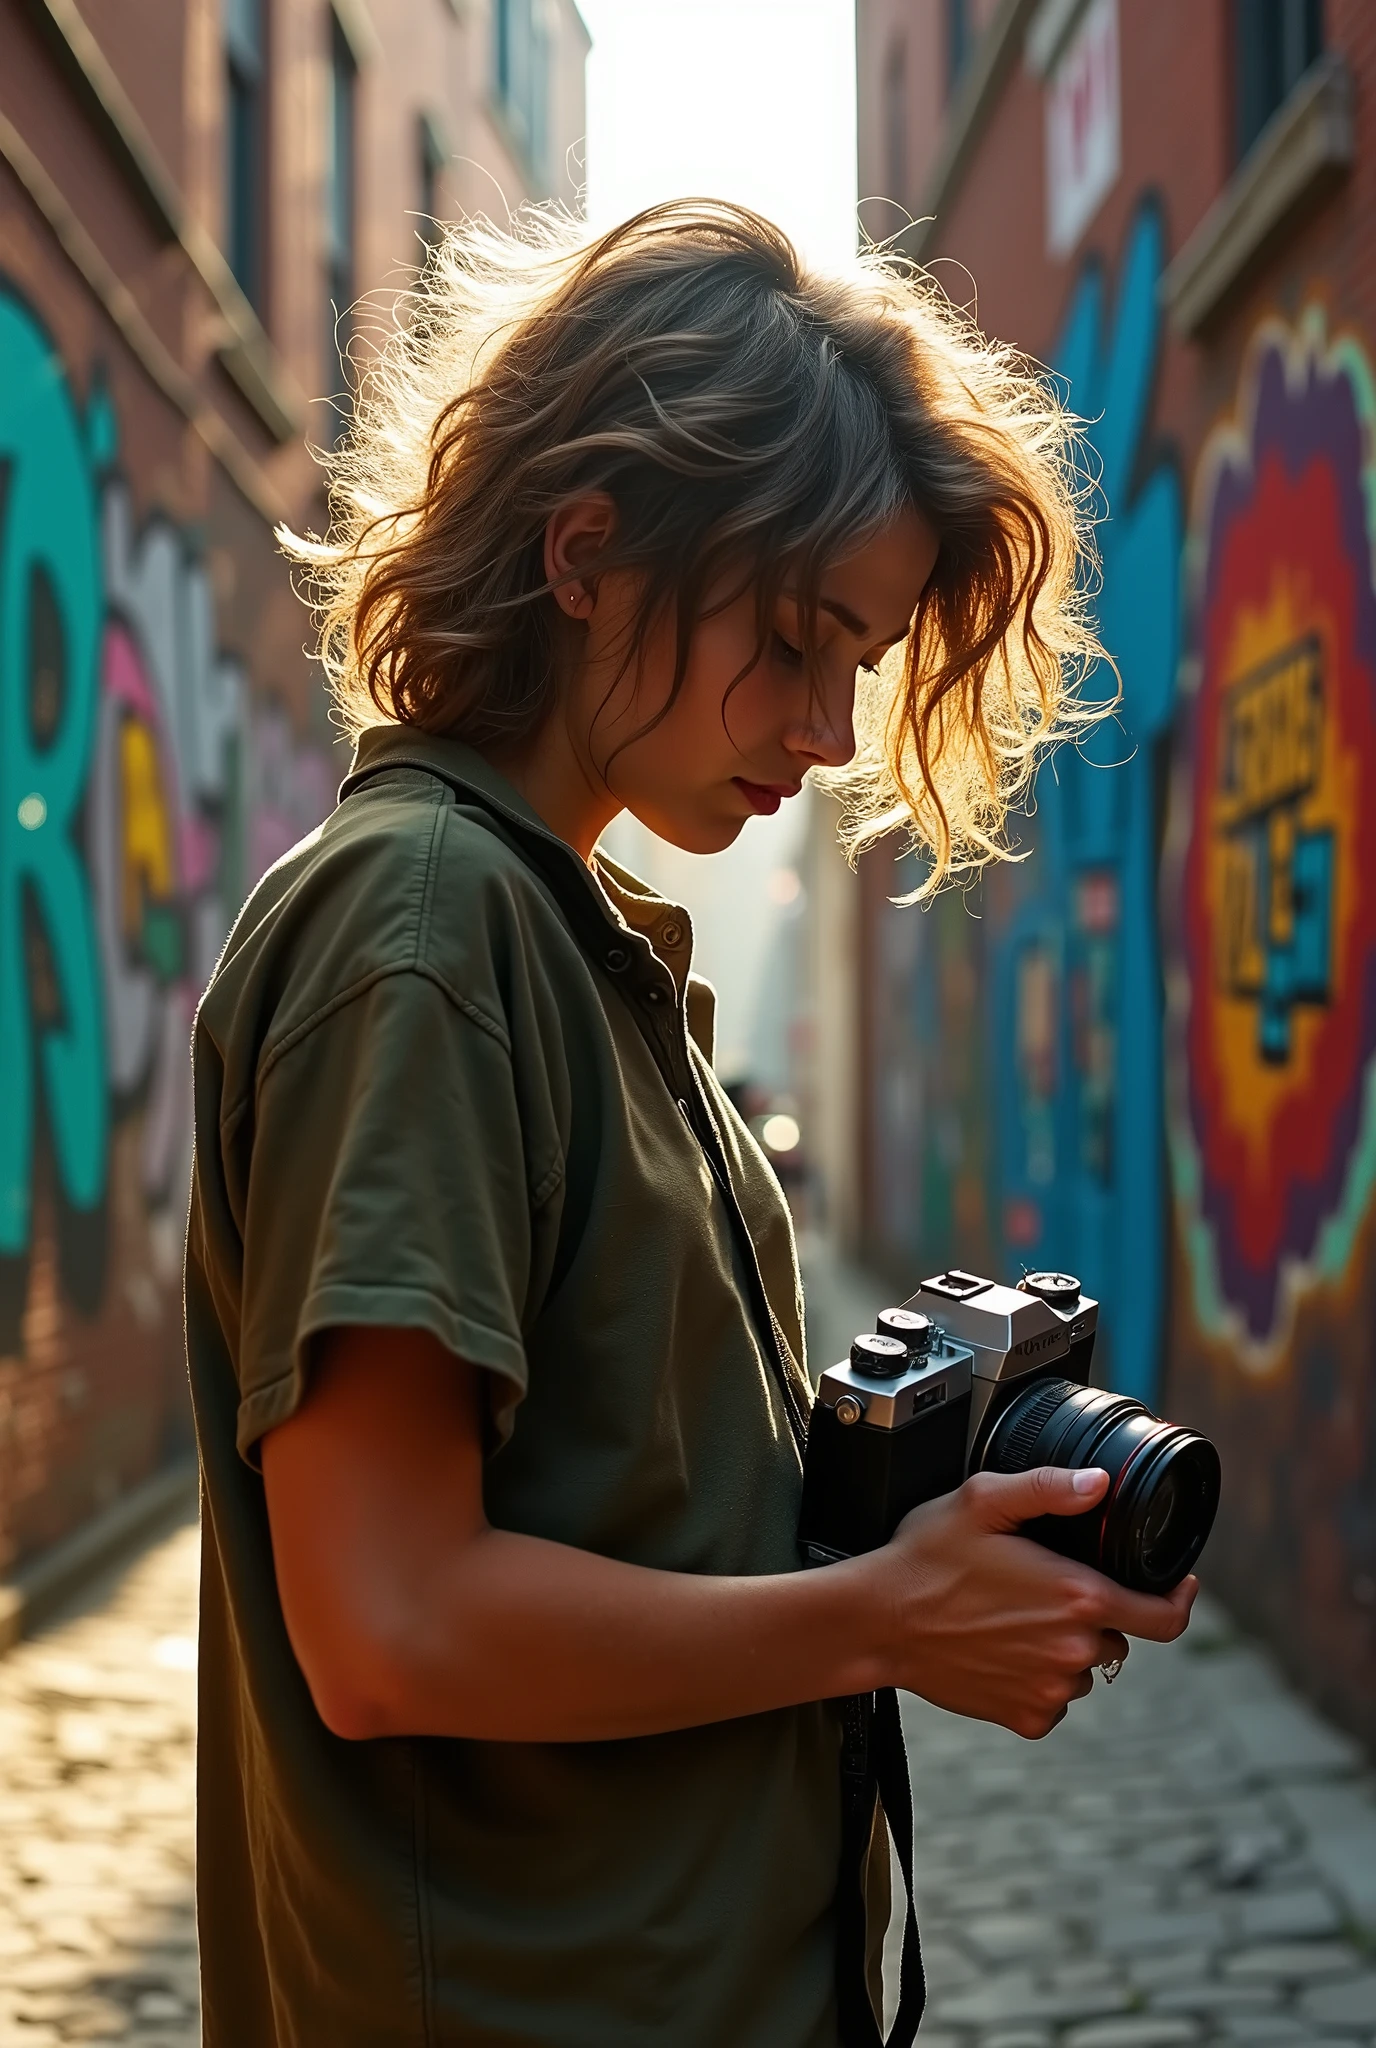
[
  {"xmin": 578, "ymin": 0, "xmax": 859, "ymax": 269},
  {"xmin": 578, "ymin": 0, "xmax": 858, "ymax": 1084}
]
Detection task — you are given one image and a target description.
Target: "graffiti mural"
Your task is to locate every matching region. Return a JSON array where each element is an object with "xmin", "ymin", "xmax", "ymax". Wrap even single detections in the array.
[
  {"xmin": 0, "ymin": 293, "xmax": 107, "ymax": 1337},
  {"xmin": 1169, "ymin": 309, "xmax": 1376, "ymax": 1358},
  {"xmin": 0, "ymin": 281, "xmax": 333, "ymax": 1356},
  {"xmin": 864, "ymin": 203, "xmax": 1181, "ymax": 1404},
  {"xmin": 870, "ymin": 863, "xmax": 993, "ymax": 1280},
  {"xmin": 989, "ymin": 199, "xmax": 1182, "ymax": 1402}
]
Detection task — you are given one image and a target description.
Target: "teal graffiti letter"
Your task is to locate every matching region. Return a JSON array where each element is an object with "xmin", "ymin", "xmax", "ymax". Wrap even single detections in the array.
[{"xmin": 0, "ymin": 292, "xmax": 106, "ymax": 1256}]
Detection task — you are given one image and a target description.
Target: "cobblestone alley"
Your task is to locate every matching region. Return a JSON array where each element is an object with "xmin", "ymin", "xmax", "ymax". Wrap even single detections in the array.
[
  {"xmin": 3, "ymin": 1418, "xmax": 1376, "ymax": 2047},
  {"xmin": 0, "ymin": 1512, "xmax": 199, "ymax": 2046},
  {"xmin": 897, "ymin": 1602, "xmax": 1376, "ymax": 2048}
]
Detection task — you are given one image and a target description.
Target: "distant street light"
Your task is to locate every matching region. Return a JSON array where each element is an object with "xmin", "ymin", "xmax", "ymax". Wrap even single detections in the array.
[{"xmin": 761, "ymin": 1113, "xmax": 801, "ymax": 1154}]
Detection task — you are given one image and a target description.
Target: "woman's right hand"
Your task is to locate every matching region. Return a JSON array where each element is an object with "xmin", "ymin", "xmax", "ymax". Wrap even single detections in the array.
[{"xmin": 871, "ymin": 1466, "xmax": 1197, "ymax": 1738}]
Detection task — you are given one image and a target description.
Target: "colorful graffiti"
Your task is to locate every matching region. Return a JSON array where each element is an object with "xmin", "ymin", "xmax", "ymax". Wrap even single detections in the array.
[
  {"xmin": 871, "ymin": 864, "xmax": 993, "ymax": 1279},
  {"xmin": 1170, "ymin": 309, "xmax": 1376, "ymax": 1357},
  {"xmin": 865, "ymin": 203, "xmax": 1181, "ymax": 1402},
  {"xmin": 0, "ymin": 292, "xmax": 107, "ymax": 1333},
  {"xmin": 989, "ymin": 199, "xmax": 1182, "ymax": 1402},
  {"xmin": 0, "ymin": 283, "xmax": 332, "ymax": 1353}
]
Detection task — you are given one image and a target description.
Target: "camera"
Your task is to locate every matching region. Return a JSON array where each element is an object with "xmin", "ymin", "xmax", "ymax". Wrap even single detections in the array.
[{"xmin": 798, "ymin": 1268, "xmax": 1220, "ymax": 1594}]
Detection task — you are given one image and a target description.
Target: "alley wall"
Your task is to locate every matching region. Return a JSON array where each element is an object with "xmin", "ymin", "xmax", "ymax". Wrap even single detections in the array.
[{"xmin": 848, "ymin": 0, "xmax": 1376, "ymax": 1746}]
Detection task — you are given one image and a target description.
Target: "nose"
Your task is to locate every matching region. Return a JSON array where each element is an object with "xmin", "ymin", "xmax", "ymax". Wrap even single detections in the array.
[{"xmin": 788, "ymin": 676, "xmax": 856, "ymax": 770}]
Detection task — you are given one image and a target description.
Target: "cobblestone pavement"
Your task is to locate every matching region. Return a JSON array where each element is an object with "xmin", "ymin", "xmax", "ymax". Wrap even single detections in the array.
[
  {"xmin": 0, "ymin": 1510, "xmax": 199, "ymax": 2046},
  {"xmin": 898, "ymin": 1603, "xmax": 1376, "ymax": 2048}
]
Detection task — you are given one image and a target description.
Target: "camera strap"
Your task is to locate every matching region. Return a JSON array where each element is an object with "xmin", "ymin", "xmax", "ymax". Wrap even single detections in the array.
[{"xmin": 836, "ymin": 1687, "xmax": 925, "ymax": 2048}]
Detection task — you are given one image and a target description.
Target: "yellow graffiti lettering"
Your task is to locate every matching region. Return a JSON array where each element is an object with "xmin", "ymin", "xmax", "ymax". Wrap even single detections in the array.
[
  {"xmin": 1216, "ymin": 635, "xmax": 1323, "ymax": 827},
  {"xmin": 1216, "ymin": 838, "xmax": 1265, "ymax": 996},
  {"xmin": 118, "ymin": 719, "xmax": 174, "ymax": 938}
]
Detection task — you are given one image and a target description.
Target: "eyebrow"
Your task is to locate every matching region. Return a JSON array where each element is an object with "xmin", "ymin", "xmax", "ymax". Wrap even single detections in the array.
[{"xmin": 820, "ymin": 596, "xmax": 911, "ymax": 647}]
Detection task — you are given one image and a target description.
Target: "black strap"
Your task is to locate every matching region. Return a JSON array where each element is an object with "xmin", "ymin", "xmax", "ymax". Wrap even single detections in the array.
[
  {"xmin": 684, "ymin": 1059, "xmax": 809, "ymax": 1458},
  {"xmin": 835, "ymin": 1688, "xmax": 925, "ymax": 2048}
]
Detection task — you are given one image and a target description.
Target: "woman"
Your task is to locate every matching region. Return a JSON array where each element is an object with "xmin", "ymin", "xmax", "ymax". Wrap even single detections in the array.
[{"xmin": 187, "ymin": 203, "xmax": 1194, "ymax": 2048}]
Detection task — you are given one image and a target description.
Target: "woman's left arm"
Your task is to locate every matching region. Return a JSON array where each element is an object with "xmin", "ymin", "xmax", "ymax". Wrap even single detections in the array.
[{"xmin": 261, "ymin": 1323, "xmax": 1192, "ymax": 1744}]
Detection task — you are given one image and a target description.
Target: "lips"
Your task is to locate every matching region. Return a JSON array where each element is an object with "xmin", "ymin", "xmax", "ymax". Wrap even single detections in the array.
[{"xmin": 734, "ymin": 779, "xmax": 803, "ymax": 816}]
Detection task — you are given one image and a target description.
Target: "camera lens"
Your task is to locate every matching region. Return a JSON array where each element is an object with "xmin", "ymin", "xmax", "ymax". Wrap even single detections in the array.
[{"xmin": 981, "ymin": 1378, "xmax": 1221, "ymax": 1593}]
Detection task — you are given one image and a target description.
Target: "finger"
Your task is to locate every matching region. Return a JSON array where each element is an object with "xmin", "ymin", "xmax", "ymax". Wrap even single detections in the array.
[
  {"xmin": 1097, "ymin": 1572, "xmax": 1199, "ymax": 1643},
  {"xmin": 1067, "ymin": 1666, "xmax": 1094, "ymax": 1703},
  {"xmin": 1097, "ymin": 1629, "xmax": 1129, "ymax": 1668},
  {"xmin": 963, "ymin": 1463, "xmax": 1108, "ymax": 1531},
  {"xmin": 1024, "ymin": 1702, "xmax": 1069, "ymax": 1740}
]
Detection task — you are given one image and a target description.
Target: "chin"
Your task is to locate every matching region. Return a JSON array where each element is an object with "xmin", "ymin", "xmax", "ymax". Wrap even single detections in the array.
[{"xmin": 631, "ymin": 806, "xmax": 747, "ymax": 856}]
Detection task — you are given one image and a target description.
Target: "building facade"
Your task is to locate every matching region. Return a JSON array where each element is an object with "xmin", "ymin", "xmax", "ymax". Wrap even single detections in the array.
[
  {"xmin": 0, "ymin": 0, "xmax": 587, "ymax": 1578},
  {"xmin": 836, "ymin": 0, "xmax": 1376, "ymax": 1744}
]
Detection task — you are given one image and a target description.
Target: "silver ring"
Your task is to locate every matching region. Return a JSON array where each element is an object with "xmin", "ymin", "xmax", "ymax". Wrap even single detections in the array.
[{"xmin": 1098, "ymin": 1656, "xmax": 1124, "ymax": 1685}]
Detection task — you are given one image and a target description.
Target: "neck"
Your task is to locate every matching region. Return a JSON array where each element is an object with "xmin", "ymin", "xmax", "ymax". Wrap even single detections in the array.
[{"xmin": 483, "ymin": 712, "xmax": 621, "ymax": 867}]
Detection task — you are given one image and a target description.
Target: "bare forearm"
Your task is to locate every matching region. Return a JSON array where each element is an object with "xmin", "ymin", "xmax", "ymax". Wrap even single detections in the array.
[
  {"xmin": 342, "ymin": 1532, "xmax": 889, "ymax": 1742},
  {"xmin": 267, "ymin": 1331, "xmax": 1196, "ymax": 1749}
]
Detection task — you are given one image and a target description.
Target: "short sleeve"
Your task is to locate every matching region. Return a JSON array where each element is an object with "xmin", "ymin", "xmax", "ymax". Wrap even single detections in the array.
[{"xmin": 235, "ymin": 968, "xmax": 555, "ymax": 1463}]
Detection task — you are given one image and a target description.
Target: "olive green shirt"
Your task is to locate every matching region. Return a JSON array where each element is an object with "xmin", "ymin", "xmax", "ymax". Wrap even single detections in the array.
[{"xmin": 187, "ymin": 725, "xmax": 842, "ymax": 2047}]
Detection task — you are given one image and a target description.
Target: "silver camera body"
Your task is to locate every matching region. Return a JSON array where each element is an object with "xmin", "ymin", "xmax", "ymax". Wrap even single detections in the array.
[
  {"xmin": 798, "ymin": 1269, "xmax": 1099, "ymax": 1565},
  {"xmin": 908, "ymin": 1267, "xmax": 1099, "ymax": 1452}
]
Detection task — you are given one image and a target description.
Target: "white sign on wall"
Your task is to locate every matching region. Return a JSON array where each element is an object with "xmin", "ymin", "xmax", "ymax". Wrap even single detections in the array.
[{"xmin": 1045, "ymin": 0, "xmax": 1121, "ymax": 257}]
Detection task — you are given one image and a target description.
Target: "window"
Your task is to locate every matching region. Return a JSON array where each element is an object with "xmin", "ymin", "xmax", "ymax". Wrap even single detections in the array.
[
  {"xmin": 493, "ymin": 0, "xmax": 550, "ymax": 184},
  {"xmin": 946, "ymin": 0, "xmax": 973, "ymax": 95},
  {"xmin": 1236, "ymin": 0, "xmax": 1323, "ymax": 159},
  {"xmin": 325, "ymin": 12, "xmax": 357, "ymax": 435},
  {"xmin": 417, "ymin": 111, "xmax": 447, "ymax": 255},
  {"xmin": 224, "ymin": 0, "xmax": 265, "ymax": 306},
  {"xmin": 883, "ymin": 39, "xmax": 907, "ymax": 203}
]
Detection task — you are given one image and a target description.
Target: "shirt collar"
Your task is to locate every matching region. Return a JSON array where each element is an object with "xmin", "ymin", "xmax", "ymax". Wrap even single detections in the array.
[
  {"xmin": 341, "ymin": 724, "xmax": 695, "ymax": 984},
  {"xmin": 344, "ymin": 723, "xmax": 554, "ymax": 841}
]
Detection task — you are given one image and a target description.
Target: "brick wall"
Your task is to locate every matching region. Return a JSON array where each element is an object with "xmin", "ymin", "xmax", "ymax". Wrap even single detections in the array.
[{"xmin": 0, "ymin": 0, "xmax": 585, "ymax": 1577}]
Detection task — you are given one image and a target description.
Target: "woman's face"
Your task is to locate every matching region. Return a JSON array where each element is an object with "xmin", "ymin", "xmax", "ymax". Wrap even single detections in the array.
[{"xmin": 561, "ymin": 507, "xmax": 940, "ymax": 854}]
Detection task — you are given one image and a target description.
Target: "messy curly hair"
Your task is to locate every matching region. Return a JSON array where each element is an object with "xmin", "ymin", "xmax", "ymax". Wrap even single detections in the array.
[{"xmin": 285, "ymin": 199, "xmax": 1109, "ymax": 893}]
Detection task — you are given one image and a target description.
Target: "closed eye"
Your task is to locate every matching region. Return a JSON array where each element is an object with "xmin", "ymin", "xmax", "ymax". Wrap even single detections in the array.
[{"xmin": 772, "ymin": 630, "xmax": 805, "ymax": 669}]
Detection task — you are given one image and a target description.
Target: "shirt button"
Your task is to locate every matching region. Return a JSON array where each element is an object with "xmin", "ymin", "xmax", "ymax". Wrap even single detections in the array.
[
  {"xmin": 605, "ymin": 945, "xmax": 631, "ymax": 972},
  {"xmin": 645, "ymin": 984, "xmax": 667, "ymax": 1005}
]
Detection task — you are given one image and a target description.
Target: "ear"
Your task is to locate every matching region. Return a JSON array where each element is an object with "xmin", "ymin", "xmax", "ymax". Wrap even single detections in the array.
[{"xmin": 544, "ymin": 494, "xmax": 617, "ymax": 621}]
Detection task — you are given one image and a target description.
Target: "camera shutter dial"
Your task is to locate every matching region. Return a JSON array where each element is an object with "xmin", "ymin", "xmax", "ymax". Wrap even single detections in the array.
[
  {"xmin": 1021, "ymin": 1271, "xmax": 1082, "ymax": 1308},
  {"xmin": 849, "ymin": 1333, "xmax": 908, "ymax": 1379},
  {"xmin": 876, "ymin": 1307, "xmax": 933, "ymax": 1356}
]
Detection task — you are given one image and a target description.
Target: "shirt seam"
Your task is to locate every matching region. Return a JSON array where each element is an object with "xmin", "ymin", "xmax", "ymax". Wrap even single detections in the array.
[
  {"xmin": 413, "ymin": 794, "xmax": 446, "ymax": 967},
  {"xmin": 228, "ymin": 962, "xmax": 512, "ymax": 1128},
  {"xmin": 223, "ymin": 777, "xmax": 500, "ymax": 1117},
  {"xmin": 240, "ymin": 963, "xmax": 564, "ymax": 1201}
]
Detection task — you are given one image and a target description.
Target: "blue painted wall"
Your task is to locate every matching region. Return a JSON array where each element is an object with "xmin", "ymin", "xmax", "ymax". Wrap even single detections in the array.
[
  {"xmin": 991, "ymin": 202, "xmax": 1182, "ymax": 1402},
  {"xmin": 869, "ymin": 203, "xmax": 1182, "ymax": 1405}
]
